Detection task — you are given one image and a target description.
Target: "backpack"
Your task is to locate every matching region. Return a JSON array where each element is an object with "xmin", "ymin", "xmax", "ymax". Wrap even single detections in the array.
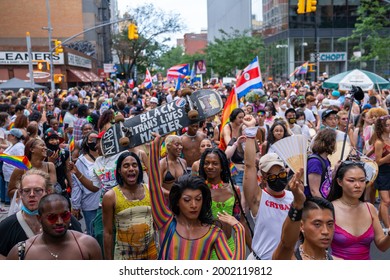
[{"xmin": 305, "ymin": 154, "xmax": 327, "ymax": 197}]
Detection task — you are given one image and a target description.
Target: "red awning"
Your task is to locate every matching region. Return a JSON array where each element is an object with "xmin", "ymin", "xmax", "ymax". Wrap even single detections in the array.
[
  {"xmin": 0, "ymin": 69, "xmax": 9, "ymax": 83},
  {"xmin": 67, "ymin": 69, "xmax": 90, "ymax": 82}
]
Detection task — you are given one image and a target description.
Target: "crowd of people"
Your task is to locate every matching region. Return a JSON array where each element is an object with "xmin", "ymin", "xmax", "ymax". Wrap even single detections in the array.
[{"xmin": 0, "ymin": 78, "xmax": 389, "ymax": 260}]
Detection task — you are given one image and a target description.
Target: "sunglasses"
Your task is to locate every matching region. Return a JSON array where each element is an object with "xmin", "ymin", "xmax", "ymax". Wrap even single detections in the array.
[
  {"xmin": 46, "ymin": 211, "xmax": 72, "ymax": 224},
  {"xmin": 266, "ymin": 171, "xmax": 287, "ymax": 182}
]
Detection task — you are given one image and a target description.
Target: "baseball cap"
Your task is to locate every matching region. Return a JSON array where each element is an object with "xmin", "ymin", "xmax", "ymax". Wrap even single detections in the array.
[
  {"xmin": 44, "ymin": 128, "xmax": 64, "ymax": 143},
  {"xmin": 69, "ymin": 102, "xmax": 79, "ymax": 110},
  {"xmin": 259, "ymin": 153, "xmax": 284, "ymax": 173},
  {"xmin": 331, "ymin": 90, "xmax": 340, "ymax": 97},
  {"xmin": 150, "ymin": 97, "xmax": 158, "ymax": 104},
  {"xmin": 322, "ymin": 109, "xmax": 338, "ymax": 120},
  {"xmin": 6, "ymin": 128, "xmax": 23, "ymax": 139}
]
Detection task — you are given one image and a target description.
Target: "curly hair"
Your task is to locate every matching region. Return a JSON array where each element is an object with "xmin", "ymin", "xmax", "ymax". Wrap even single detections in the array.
[
  {"xmin": 375, "ymin": 115, "xmax": 390, "ymax": 142},
  {"xmin": 311, "ymin": 128, "xmax": 336, "ymax": 155},
  {"xmin": 367, "ymin": 107, "xmax": 387, "ymax": 119},
  {"xmin": 199, "ymin": 147, "xmax": 231, "ymax": 183},
  {"xmin": 169, "ymin": 174, "xmax": 213, "ymax": 225}
]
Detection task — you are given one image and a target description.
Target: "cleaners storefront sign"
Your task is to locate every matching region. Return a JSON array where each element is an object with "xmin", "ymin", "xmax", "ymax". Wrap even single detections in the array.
[{"xmin": 0, "ymin": 52, "xmax": 64, "ymax": 65}]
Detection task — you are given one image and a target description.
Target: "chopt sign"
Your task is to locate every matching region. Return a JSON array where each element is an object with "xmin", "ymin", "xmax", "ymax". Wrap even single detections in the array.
[{"xmin": 125, "ymin": 101, "xmax": 185, "ymax": 143}]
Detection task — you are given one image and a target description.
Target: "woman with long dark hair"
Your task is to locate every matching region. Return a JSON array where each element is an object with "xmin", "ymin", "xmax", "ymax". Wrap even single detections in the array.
[
  {"xmin": 373, "ymin": 115, "xmax": 390, "ymax": 230},
  {"xmin": 149, "ymin": 133, "xmax": 245, "ymax": 259},
  {"xmin": 328, "ymin": 161, "xmax": 390, "ymax": 259},
  {"xmin": 219, "ymin": 108, "xmax": 245, "ymax": 151},
  {"xmin": 261, "ymin": 120, "xmax": 290, "ymax": 156},
  {"xmin": 199, "ymin": 147, "xmax": 252, "ymax": 259}
]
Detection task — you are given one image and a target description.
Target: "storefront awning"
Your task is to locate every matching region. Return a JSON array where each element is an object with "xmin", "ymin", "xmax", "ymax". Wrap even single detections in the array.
[{"xmin": 67, "ymin": 69, "xmax": 90, "ymax": 83}]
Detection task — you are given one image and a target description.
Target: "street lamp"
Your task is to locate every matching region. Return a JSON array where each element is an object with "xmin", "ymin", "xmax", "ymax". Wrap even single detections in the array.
[{"xmin": 301, "ymin": 42, "xmax": 308, "ymax": 79}]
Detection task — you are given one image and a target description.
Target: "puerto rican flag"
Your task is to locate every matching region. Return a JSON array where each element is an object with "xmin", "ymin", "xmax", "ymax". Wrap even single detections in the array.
[
  {"xmin": 142, "ymin": 68, "xmax": 152, "ymax": 89},
  {"xmin": 236, "ymin": 57, "xmax": 263, "ymax": 98},
  {"xmin": 167, "ymin": 63, "xmax": 190, "ymax": 78}
]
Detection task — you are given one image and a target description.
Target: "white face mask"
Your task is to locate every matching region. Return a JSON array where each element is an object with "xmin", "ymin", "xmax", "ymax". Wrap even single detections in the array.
[
  {"xmin": 265, "ymin": 112, "xmax": 270, "ymax": 117},
  {"xmin": 297, "ymin": 120, "xmax": 305, "ymax": 126},
  {"xmin": 281, "ymin": 104, "xmax": 287, "ymax": 110}
]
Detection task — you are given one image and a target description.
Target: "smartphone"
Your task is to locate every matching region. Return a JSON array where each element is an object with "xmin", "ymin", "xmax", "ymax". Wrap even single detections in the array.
[{"xmin": 47, "ymin": 149, "xmax": 54, "ymax": 157}]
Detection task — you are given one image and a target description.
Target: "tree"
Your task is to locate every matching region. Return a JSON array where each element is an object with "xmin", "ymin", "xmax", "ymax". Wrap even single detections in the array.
[
  {"xmin": 206, "ymin": 29, "xmax": 265, "ymax": 77},
  {"xmin": 112, "ymin": 3, "xmax": 184, "ymax": 82},
  {"xmin": 340, "ymin": 0, "xmax": 390, "ymax": 62}
]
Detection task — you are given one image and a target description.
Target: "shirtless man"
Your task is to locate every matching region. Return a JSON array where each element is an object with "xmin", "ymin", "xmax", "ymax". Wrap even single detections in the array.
[
  {"xmin": 0, "ymin": 169, "xmax": 82, "ymax": 259},
  {"xmin": 7, "ymin": 193, "xmax": 102, "ymax": 260},
  {"xmin": 181, "ymin": 123, "xmax": 206, "ymax": 171}
]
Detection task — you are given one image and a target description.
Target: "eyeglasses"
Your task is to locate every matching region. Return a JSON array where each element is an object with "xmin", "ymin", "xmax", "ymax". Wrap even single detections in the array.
[
  {"xmin": 21, "ymin": 188, "xmax": 45, "ymax": 196},
  {"xmin": 46, "ymin": 211, "xmax": 72, "ymax": 224},
  {"xmin": 266, "ymin": 171, "xmax": 288, "ymax": 182}
]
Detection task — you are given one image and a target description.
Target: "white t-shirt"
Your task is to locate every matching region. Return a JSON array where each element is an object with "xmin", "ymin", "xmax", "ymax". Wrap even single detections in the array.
[
  {"xmin": 250, "ymin": 189, "xmax": 293, "ymax": 260},
  {"xmin": 304, "ymin": 108, "xmax": 316, "ymax": 123},
  {"xmin": 63, "ymin": 112, "xmax": 77, "ymax": 128},
  {"xmin": 2, "ymin": 142, "xmax": 25, "ymax": 182}
]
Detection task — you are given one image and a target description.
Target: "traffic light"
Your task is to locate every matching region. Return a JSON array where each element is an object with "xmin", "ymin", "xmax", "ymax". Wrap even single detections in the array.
[
  {"xmin": 54, "ymin": 40, "xmax": 63, "ymax": 55},
  {"xmin": 128, "ymin": 23, "xmax": 139, "ymax": 40},
  {"xmin": 54, "ymin": 74, "xmax": 64, "ymax": 83},
  {"xmin": 297, "ymin": 0, "xmax": 306, "ymax": 14},
  {"xmin": 306, "ymin": 0, "xmax": 317, "ymax": 13},
  {"xmin": 34, "ymin": 60, "xmax": 50, "ymax": 71}
]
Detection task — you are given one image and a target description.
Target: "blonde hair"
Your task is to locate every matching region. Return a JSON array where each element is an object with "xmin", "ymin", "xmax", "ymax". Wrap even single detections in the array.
[
  {"xmin": 16, "ymin": 168, "xmax": 53, "ymax": 193},
  {"xmin": 165, "ymin": 135, "xmax": 181, "ymax": 146}
]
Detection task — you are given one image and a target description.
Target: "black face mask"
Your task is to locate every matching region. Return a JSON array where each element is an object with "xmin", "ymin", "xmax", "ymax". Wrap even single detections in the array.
[
  {"xmin": 267, "ymin": 177, "xmax": 288, "ymax": 192},
  {"xmin": 87, "ymin": 142, "xmax": 97, "ymax": 151},
  {"xmin": 287, "ymin": 118, "xmax": 296, "ymax": 124},
  {"xmin": 46, "ymin": 142, "xmax": 59, "ymax": 152}
]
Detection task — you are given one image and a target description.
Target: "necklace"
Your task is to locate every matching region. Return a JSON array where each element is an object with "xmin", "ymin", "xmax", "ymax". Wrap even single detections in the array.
[
  {"xmin": 299, "ymin": 245, "xmax": 328, "ymax": 260},
  {"xmin": 206, "ymin": 181, "xmax": 227, "ymax": 190},
  {"xmin": 185, "ymin": 132, "xmax": 197, "ymax": 142},
  {"xmin": 43, "ymin": 237, "xmax": 59, "ymax": 260},
  {"xmin": 339, "ymin": 199, "xmax": 360, "ymax": 207}
]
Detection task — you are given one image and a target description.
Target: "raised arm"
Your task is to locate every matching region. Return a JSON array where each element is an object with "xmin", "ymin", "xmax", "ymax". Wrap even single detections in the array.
[
  {"xmin": 149, "ymin": 133, "xmax": 172, "ymax": 229},
  {"xmin": 272, "ymin": 169, "xmax": 305, "ymax": 260},
  {"xmin": 242, "ymin": 115, "xmax": 262, "ymax": 217}
]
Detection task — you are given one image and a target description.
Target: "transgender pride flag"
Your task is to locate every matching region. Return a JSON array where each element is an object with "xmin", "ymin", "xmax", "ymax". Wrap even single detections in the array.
[{"xmin": 235, "ymin": 57, "xmax": 263, "ymax": 98}]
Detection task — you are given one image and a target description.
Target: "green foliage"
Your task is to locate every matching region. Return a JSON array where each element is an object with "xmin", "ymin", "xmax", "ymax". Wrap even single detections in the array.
[
  {"xmin": 340, "ymin": 0, "xmax": 390, "ymax": 61},
  {"xmin": 206, "ymin": 29, "xmax": 265, "ymax": 77},
  {"xmin": 111, "ymin": 3, "xmax": 184, "ymax": 81}
]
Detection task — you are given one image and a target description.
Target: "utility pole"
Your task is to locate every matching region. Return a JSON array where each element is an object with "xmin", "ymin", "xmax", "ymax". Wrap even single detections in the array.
[
  {"xmin": 44, "ymin": 0, "xmax": 55, "ymax": 93},
  {"xmin": 26, "ymin": 32, "xmax": 35, "ymax": 88}
]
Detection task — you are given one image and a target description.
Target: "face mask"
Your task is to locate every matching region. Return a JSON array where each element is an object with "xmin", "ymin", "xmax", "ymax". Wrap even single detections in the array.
[
  {"xmin": 265, "ymin": 112, "xmax": 270, "ymax": 117},
  {"xmin": 281, "ymin": 104, "xmax": 287, "ymax": 110},
  {"xmin": 267, "ymin": 177, "xmax": 287, "ymax": 192},
  {"xmin": 46, "ymin": 142, "xmax": 59, "ymax": 152},
  {"xmin": 87, "ymin": 141, "xmax": 97, "ymax": 151},
  {"xmin": 288, "ymin": 118, "xmax": 296, "ymax": 124},
  {"xmin": 297, "ymin": 120, "xmax": 305, "ymax": 126}
]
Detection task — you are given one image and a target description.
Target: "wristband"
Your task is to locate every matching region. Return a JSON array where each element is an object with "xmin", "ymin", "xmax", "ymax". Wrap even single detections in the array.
[
  {"xmin": 288, "ymin": 204, "xmax": 303, "ymax": 221},
  {"xmin": 244, "ymin": 127, "xmax": 257, "ymax": 138},
  {"xmin": 78, "ymin": 174, "xmax": 84, "ymax": 180}
]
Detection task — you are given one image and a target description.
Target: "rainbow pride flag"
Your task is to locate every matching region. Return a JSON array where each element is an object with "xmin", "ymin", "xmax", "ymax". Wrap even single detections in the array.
[
  {"xmin": 218, "ymin": 87, "xmax": 238, "ymax": 151},
  {"xmin": 59, "ymin": 114, "xmax": 63, "ymax": 125},
  {"xmin": 229, "ymin": 162, "xmax": 238, "ymax": 176},
  {"xmin": 69, "ymin": 136, "xmax": 75, "ymax": 152},
  {"xmin": 7, "ymin": 122, "xmax": 14, "ymax": 130},
  {"xmin": 0, "ymin": 154, "xmax": 32, "ymax": 170}
]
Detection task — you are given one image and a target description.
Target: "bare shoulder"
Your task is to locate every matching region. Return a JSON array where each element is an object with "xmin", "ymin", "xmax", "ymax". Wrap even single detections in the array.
[
  {"xmin": 332, "ymin": 255, "xmax": 343, "ymax": 260},
  {"xmin": 72, "ymin": 231, "xmax": 102, "ymax": 259}
]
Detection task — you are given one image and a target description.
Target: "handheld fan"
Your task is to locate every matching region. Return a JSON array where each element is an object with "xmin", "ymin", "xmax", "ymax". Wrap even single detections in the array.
[{"xmin": 271, "ymin": 134, "xmax": 309, "ymax": 186}]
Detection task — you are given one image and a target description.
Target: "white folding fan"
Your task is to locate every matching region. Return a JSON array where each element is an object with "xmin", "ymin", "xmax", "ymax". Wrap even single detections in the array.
[{"xmin": 271, "ymin": 134, "xmax": 309, "ymax": 186}]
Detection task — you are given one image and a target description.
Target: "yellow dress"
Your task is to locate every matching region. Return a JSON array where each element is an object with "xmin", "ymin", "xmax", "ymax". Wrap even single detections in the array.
[{"xmin": 113, "ymin": 185, "xmax": 157, "ymax": 260}]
